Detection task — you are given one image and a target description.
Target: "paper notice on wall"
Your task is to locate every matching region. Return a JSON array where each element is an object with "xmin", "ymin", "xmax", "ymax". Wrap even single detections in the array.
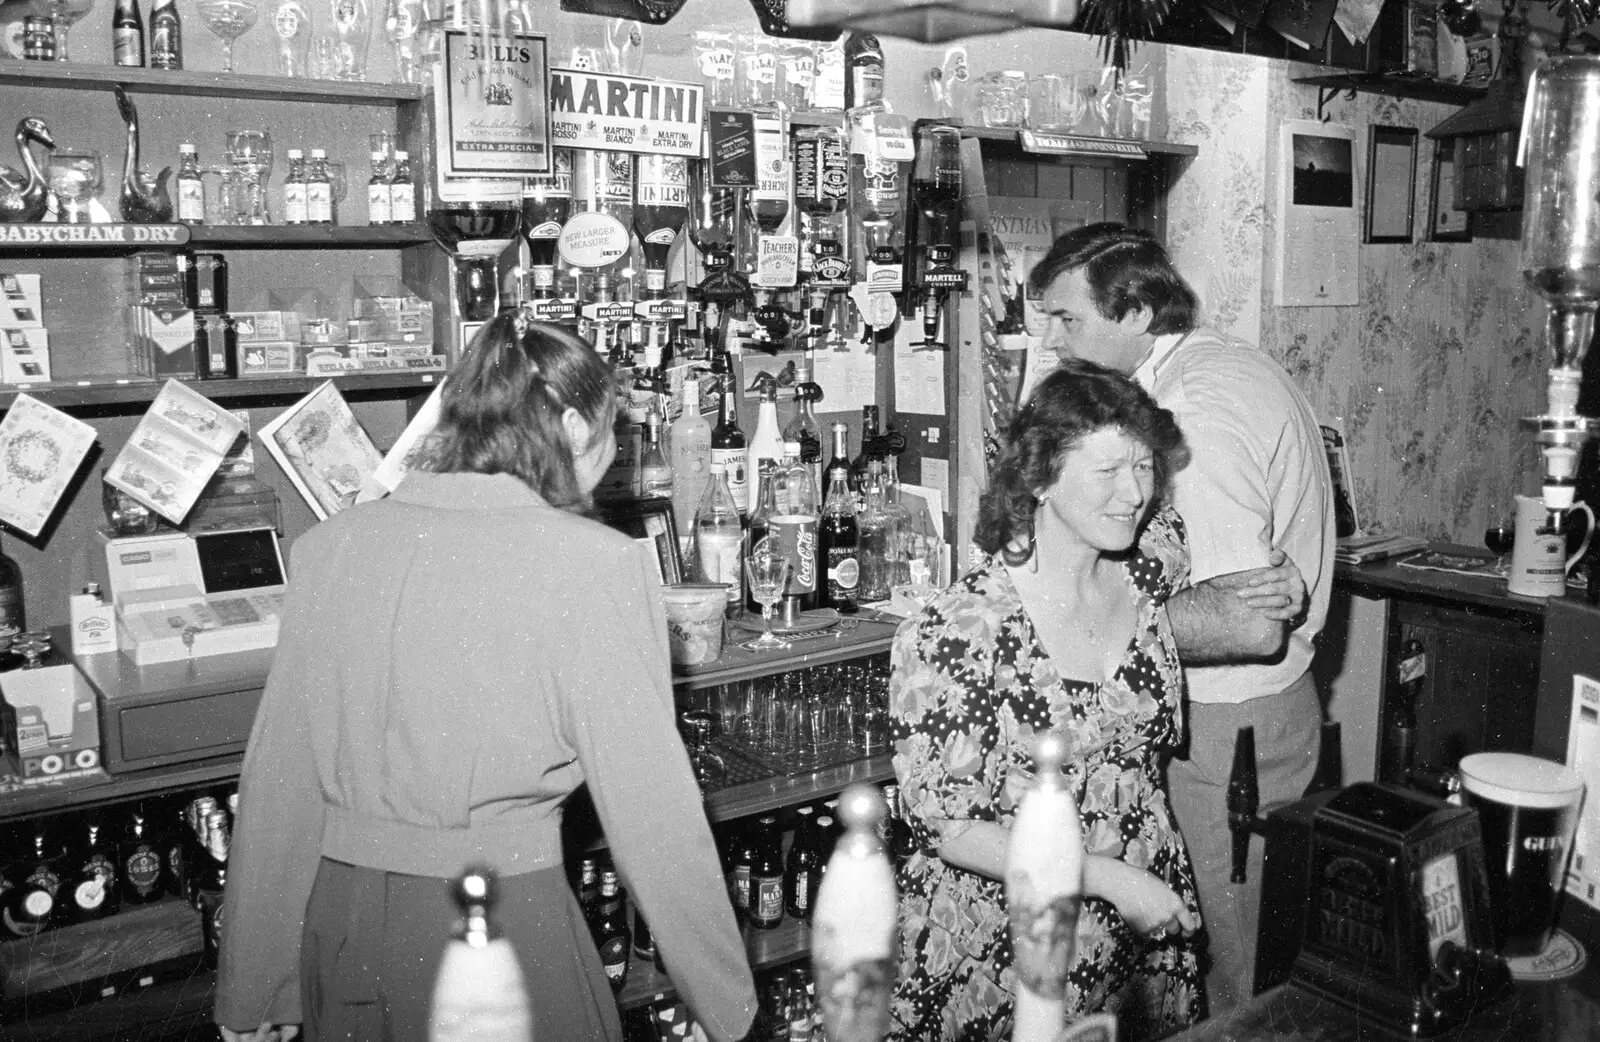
[
  {"xmin": 892, "ymin": 320, "xmax": 946, "ymax": 415},
  {"xmin": 812, "ymin": 335, "xmax": 877, "ymax": 416},
  {"xmin": 0, "ymin": 393, "xmax": 96, "ymax": 537},
  {"xmin": 1275, "ymin": 121, "xmax": 1359, "ymax": 307}
]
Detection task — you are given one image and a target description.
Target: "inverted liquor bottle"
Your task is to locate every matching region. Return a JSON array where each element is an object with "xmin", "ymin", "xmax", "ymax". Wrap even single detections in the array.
[
  {"xmin": 521, "ymin": 147, "xmax": 573, "ymax": 298},
  {"xmin": 688, "ymin": 158, "xmax": 750, "ymax": 305},
  {"xmin": 634, "ymin": 154, "xmax": 690, "ymax": 297},
  {"xmin": 429, "ymin": 867, "xmax": 534, "ymax": 1042},
  {"xmin": 428, "ymin": 193, "xmax": 523, "ymax": 322}
]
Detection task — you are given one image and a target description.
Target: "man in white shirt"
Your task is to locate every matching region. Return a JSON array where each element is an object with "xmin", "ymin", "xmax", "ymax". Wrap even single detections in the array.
[{"xmin": 1030, "ymin": 223, "xmax": 1335, "ymax": 1017}]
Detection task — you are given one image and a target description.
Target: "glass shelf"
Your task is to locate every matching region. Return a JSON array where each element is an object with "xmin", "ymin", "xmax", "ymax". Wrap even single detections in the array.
[
  {"xmin": 0, "ymin": 61, "xmax": 423, "ymax": 105},
  {"xmin": 0, "ymin": 371, "xmax": 443, "ymax": 413}
]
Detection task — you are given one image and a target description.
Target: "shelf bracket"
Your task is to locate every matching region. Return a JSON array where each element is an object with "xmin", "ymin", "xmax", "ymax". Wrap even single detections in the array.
[{"xmin": 1317, "ymin": 85, "xmax": 1357, "ymax": 123}]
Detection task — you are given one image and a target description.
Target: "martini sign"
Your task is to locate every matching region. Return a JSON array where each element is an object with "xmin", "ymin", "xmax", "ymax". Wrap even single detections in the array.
[{"xmin": 548, "ymin": 67, "xmax": 704, "ymax": 158}]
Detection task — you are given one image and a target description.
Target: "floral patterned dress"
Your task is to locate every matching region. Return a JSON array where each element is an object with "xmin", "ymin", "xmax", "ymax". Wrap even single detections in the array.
[{"xmin": 887, "ymin": 530, "xmax": 1202, "ymax": 1042}]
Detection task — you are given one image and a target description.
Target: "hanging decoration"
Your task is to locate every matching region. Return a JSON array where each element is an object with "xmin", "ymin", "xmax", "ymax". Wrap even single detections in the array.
[{"xmin": 1075, "ymin": 0, "xmax": 1171, "ymax": 74}]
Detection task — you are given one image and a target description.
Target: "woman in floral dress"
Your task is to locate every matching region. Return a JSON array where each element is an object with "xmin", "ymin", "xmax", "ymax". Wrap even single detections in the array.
[{"xmin": 888, "ymin": 360, "xmax": 1203, "ymax": 1042}]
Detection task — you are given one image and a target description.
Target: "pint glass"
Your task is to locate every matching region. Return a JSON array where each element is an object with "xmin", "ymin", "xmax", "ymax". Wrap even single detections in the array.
[{"xmin": 1458, "ymin": 752, "xmax": 1585, "ymax": 957}]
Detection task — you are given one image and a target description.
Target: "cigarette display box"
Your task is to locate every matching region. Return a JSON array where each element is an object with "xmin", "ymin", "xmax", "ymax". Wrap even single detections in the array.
[
  {"xmin": 0, "ymin": 272, "xmax": 43, "ymax": 326},
  {"xmin": 1, "ymin": 326, "xmax": 50, "ymax": 383}
]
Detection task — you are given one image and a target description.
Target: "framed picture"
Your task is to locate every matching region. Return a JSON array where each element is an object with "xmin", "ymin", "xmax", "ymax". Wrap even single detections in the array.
[
  {"xmin": 1427, "ymin": 139, "xmax": 1473, "ymax": 242},
  {"xmin": 1275, "ymin": 121, "xmax": 1359, "ymax": 306},
  {"xmin": 1364, "ymin": 124, "xmax": 1418, "ymax": 244},
  {"xmin": 596, "ymin": 497, "xmax": 683, "ymax": 585}
]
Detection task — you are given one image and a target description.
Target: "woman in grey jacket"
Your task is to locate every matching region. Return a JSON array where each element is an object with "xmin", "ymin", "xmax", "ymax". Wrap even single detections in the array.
[{"xmin": 215, "ymin": 316, "xmax": 757, "ymax": 1042}]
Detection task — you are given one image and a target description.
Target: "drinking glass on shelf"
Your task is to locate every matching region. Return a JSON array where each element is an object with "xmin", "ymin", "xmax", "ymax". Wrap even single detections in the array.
[
  {"xmin": 270, "ymin": 0, "xmax": 313, "ymax": 77},
  {"xmin": 197, "ymin": 0, "xmax": 261, "ymax": 73},
  {"xmin": 313, "ymin": 0, "xmax": 372, "ymax": 81},
  {"xmin": 973, "ymin": 70, "xmax": 1028, "ymax": 128},
  {"xmin": 1485, "ymin": 493, "xmax": 1516, "ymax": 573},
  {"xmin": 1108, "ymin": 73, "xmax": 1153, "ymax": 140},
  {"xmin": 326, "ymin": 160, "xmax": 347, "ymax": 223},
  {"xmin": 226, "ymin": 130, "xmax": 273, "ymax": 224},
  {"xmin": 742, "ymin": 538, "xmax": 792, "ymax": 651},
  {"xmin": 679, "ymin": 709, "xmax": 726, "ymax": 788},
  {"xmin": 1027, "ymin": 73, "xmax": 1071, "ymax": 132},
  {"xmin": 41, "ymin": 0, "xmax": 95, "ymax": 62},
  {"xmin": 46, "ymin": 150, "xmax": 102, "ymax": 224},
  {"xmin": 383, "ymin": 0, "xmax": 423, "ymax": 83}
]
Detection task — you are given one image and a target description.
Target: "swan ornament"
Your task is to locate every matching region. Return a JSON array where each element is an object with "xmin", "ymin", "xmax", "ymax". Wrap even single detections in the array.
[
  {"xmin": 0, "ymin": 117, "xmax": 57, "ymax": 224},
  {"xmin": 115, "ymin": 88, "xmax": 173, "ymax": 223}
]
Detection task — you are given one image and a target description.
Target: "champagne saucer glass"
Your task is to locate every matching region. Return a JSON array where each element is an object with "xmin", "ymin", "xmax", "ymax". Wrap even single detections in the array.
[
  {"xmin": 197, "ymin": 0, "xmax": 261, "ymax": 72},
  {"xmin": 46, "ymin": 150, "xmax": 103, "ymax": 224},
  {"xmin": 42, "ymin": 0, "xmax": 95, "ymax": 61},
  {"xmin": 743, "ymin": 539, "xmax": 792, "ymax": 651}
]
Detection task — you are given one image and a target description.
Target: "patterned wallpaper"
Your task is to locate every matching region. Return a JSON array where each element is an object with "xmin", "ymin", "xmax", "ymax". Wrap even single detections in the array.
[{"xmin": 1164, "ymin": 50, "xmax": 1546, "ymax": 544}]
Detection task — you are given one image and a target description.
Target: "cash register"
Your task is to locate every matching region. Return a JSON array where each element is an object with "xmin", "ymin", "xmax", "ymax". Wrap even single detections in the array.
[{"xmin": 94, "ymin": 523, "xmax": 288, "ymax": 666}]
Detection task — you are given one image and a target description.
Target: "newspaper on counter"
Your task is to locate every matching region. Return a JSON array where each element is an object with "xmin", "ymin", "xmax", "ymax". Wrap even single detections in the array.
[
  {"xmin": 0, "ymin": 393, "xmax": 97, "ymax": 536},
  {"xmin": 104, "ymin": 380, "xmax": 245, "ymax": 525}
]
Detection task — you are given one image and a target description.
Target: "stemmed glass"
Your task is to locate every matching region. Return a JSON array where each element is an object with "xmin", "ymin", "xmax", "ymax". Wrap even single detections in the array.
[
  {"xmin": 743, "ymin": 538, "xmax": 792, "ymax": 651},
  {"xmin": 42, "ymin": 0, "xmax": 95, "ymax": 62},
  {"xmin": 384, "ymin": 0, "xmax": 423, "ymax": 84},
  {"xmin": 196, "ymin": 0, "xmax": 261, "ymax": 73},
  {"xmin": 46, "ymin": 150, "xmax": 103, "ymax": 224},
  {"xmin": 1485, "ymin": 492, "xmax": 1516, "ymax": 574}
]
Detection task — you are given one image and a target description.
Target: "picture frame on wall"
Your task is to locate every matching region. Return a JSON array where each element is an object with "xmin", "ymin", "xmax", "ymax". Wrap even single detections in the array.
[
  {"xmin": 1427, "ymin": 139, "xmax": 1473, "ymax": 242},
  {"xmin": 1364, "ymin": 124, "xmax": 1418, "ymax": 244}
]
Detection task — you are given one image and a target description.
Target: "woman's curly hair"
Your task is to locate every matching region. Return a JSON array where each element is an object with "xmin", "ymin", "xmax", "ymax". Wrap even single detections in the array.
[{"xmin": 976, "ymin": 358, "xmax": 1188, "ymax": 566}]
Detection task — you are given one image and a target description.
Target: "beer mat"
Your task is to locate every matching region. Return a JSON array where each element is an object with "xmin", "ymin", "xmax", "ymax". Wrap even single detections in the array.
[
  {"xmin": 1506, "ymin": 929, "xmax": 1587, "ymax": 981},
  {"xmin": 697, "ymin": 738, "xmax": 777, "ymax": 792},
  {"xmin": 728, "ymin": 608, "xmax": 841, "ymax": 635},
  {"xmin": 1396, "ymin": 549, "xmax": 1506, "ymax": 578}
]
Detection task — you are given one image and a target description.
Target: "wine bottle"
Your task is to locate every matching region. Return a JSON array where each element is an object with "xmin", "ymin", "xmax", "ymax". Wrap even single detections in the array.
[
  {"xmin": 639, "ymin": 409, "xmax": 674, "ymax": 501},
  {"xmin": 113, "ymin": 0, "xmax": 145, "ymax": 67},
  {"xmin": 819, "ymin": 470, "xmax": 860, "ymax": 614},
  {"xmin": 148, "ymin": 0, "xmax": 180, "ymax": 69},
  {"xmin": 710, "ymin": 376, "xmax": 748, "ymax": 515},
  {"xmin": 746, "ymin": 378, "xmax": 784, "ymax": 512},
  {"xmin": 695, "ymin": 463, "xmax": 744, "ymax": 615}
]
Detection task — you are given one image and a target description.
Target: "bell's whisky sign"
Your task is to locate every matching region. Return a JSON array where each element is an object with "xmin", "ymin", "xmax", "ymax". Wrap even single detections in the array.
[
  {"xmin": 548, "ymin": 67, "xmax": 704, "ymax": 158},
  {"xmin": 434, "ymin": 29, "xmax": 553, "ymax": 179}
]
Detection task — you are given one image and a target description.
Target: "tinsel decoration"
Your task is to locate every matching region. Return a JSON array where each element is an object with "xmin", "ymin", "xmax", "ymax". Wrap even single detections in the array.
[
  {"xmin": 1547, "ymin": 0, "xmax": 1600, "ymax": 35},
  {"xmin": 1076, "ymin": 0, "xmax": 1172, "ymax": 73}
]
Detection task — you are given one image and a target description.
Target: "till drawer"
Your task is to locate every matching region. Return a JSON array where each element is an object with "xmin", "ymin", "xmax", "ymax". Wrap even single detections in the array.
[{"xmin": 99, "ymin": 686, "xmax": 262, "ymax": 772}]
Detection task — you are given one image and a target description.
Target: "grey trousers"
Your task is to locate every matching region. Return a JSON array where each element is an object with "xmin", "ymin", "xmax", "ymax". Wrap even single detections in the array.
[
  {"xmin": 1166, "ymin": 674, "xmax": 1321, "ymax": 1020},
  {"xmin": 299, "ymin": 857, "xmax": 621, "ymax": 1042}
]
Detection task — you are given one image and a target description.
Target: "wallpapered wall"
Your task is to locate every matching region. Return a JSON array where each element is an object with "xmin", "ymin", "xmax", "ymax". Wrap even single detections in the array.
[{"xmin": 1165, "ymin": 50, "xmax": 1547, "ymax": 544}]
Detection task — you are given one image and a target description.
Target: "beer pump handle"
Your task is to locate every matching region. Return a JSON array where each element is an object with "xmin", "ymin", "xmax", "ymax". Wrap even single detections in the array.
[
  {"xmin": 1302, "ymin": 721, "xmax": 1344, "ymax": 798},
  {"xmin": 1227, "ymin": 726, "xmax": 1260, "ymax": 884}
]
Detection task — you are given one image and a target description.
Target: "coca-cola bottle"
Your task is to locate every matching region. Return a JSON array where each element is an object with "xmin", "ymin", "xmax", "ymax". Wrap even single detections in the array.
[
  {"xmin": 634, "ymin": 155, "xmax": 690, "ymax": 298},
  {"xmin": 521, "ymin": 148, "xmax": 573, "ymax": 303}
]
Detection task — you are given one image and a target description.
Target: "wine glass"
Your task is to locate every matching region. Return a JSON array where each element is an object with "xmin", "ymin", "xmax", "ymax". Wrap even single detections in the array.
[
  {"xmin": 46, "ymin": 150, "xmax": 102, "ymax": 224},
  {"xmin": 383, "ymin": 0, "xmax": 423, "ymax": 84},
  {"xmin": 197, "ymin": 0, "xmax": 260, "ymax": 73},
  {"xmin": 41, "ymin": 0, "xmax": 95, "ymax": 62},
  {"xmin": 743, "ymin": 539, "xmax": 792, "ymax": 651},
  {"xmin": 1485, "ymin": 493, "xmax": 1515, "ymax": 573}
]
